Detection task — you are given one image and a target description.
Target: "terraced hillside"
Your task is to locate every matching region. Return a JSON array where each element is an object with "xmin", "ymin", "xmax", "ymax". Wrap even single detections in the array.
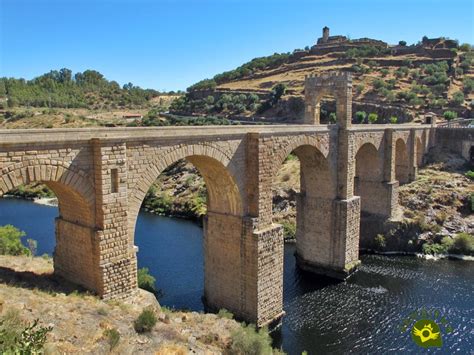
[{"xmin": 178, "ymin": 33, "xmax": 473, "ymax": 122}]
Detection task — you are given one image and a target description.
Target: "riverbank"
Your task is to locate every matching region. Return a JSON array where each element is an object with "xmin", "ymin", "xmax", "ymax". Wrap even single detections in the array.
[{"xmin": 0, "ymin": 255, "xmax": 280, "ymax": 354}]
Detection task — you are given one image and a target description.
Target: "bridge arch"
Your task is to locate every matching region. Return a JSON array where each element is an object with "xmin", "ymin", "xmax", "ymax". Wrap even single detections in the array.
[
  {"xmin": 128, "ymin": 145, "xmax": 245, "ymax": 314},
  {"xmin": 0, "ymin": 161, "xmax": 94, "ymax": 226},
  {"xmin": 416, "ymin": 134, "xmax": 426, "ymax": 167},
  {"xmin": 0, "ymin": 160, "xmax": 97, "ymax": 292},
  {"xmin": 395, "ymin": 138, "xmax": 410, "ymax": 184},
  {"xmin": 128, "ymin": 144, "xmax": 243, "ymax": 239},
  {"xmin": 272, "ymin": 141, "xmax": 337, "ymax": 276}
]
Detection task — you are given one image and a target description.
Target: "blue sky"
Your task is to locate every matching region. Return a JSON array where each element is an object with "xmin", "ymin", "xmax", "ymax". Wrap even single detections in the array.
[{"xmin": 1, "ymin": 0, "xmax": 473, "ymax": 91}]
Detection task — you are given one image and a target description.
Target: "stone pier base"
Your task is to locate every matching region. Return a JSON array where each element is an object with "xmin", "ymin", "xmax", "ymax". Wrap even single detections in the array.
[{"xmin": 203, "ymin": 213, "xmax": 284, "ymax": 327}]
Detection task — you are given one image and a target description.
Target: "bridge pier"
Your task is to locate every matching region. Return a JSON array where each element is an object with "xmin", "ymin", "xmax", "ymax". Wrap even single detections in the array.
[
  {"xmin": 54, "ymin": 218, "xmax": 100, "ymax": 292},
  {"xmin": 295, "ymin": 195, "xmax": 361, "ymax": 279},
  {"xmin": 204, "ymin": 212, "xmax": 284, "ymax": 326}
]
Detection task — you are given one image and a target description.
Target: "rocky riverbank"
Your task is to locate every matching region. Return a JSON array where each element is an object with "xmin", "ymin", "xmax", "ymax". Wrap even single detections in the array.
[
  {"xmin": 0, "ymin": 255, "xmax": 281, "ymax": 354},
  {"xmin": 362, "ymin": 148, "xmax": 473, "ymax": 255}
]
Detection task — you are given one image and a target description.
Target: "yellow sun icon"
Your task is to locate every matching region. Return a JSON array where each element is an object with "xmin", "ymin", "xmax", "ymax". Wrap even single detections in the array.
[
  {"xmin": 413, "ymin": 323, "xmax": 440, "ymax": 343},
  {"xmin": 411, "ymin": 320, "xmax": 443, "ymax": 348}
]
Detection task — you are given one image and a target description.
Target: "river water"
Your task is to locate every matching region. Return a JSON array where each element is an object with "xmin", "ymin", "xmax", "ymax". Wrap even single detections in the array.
[{"xmin": 0, "ymin": 198, "xmax": 472, "ymax": 354}]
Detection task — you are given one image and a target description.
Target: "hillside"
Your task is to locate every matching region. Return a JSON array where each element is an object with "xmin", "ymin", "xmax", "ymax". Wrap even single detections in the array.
[
  {"xmin": 179, "ymin": 30, "xmax": 473, "ymax": 122},
  {"xmin": 0, "ymin": 255, "xmax": 281, "ymax": 354},
  {"xmin": 0, "ymin": 69, "xmax": 181, "ymax": 129}
]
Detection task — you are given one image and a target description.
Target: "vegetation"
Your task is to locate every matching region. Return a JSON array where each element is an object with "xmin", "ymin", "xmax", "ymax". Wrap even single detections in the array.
[
  {"xmin": 230, "ymin": 324, "xmax": 278, "ymax": 355},
  {"xmin": 133, "ymin": 308, "xmax": 157, "ymax": 333},
  {"xmin": 0, "ymin": 225, "xmax": 31, "ymax": 256},
  {"xmin": 368, "ymin": 113, "xmax": 378, "ymax": 124},
  {"xmin": 465, "ymin": 171, "xmax": 474, "ymax": 180},
  {"xmin": 443, "ymin": 111, "xmax": 457, "ymax": 121},
  {"xmin": 0, "ymin": 69, "xmax": 165, "ymax": 109},
  {"xmin": 169, "ymin": 93, "xmax": 259, "ymax": 117},
  {"xmin": 137, "ymin": 267, "xmax": 157, "ymax": 293},
  {"xmin": 281, "ymin": 221, "xmax": 296, "ymax": 240},
  {"xmin": 422, "ymin": 233, "xmax": 474, "ymax": 256},
  {"xmin": 103, "ymin": 328, "xmax": 120, "ymax": 350},
  {"xmin": 355, "ymin": 111, "xmax": 367, "ymax": 123},
  {"xmin": 0, "ymin": 309, "xmax": 52, "ymax": 354},
  {"xmin": 344, "ymin": 45, "xmax": 390, "ymax": 59},
  {"xmin": 217, "ymin": 309, "xmax": 234, "ymax": 320}
]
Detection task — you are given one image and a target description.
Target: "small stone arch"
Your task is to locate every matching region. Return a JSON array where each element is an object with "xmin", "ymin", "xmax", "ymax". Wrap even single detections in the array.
[
  {"xmin": 0, "ymin": 161, "xmax": 95, "ymax": 226},
  {"xmin": 304, "ymin": 72, "xmax": 352, "ymax": 128},
  {"xmin": 416, "ymin": 136, "xmax": 425, "ymax": 167},
  {"xmin": 395, "ymin": 138, "xmax": 410, "ymax": 185},
  {"xmin": 355, "ymin": 142, "xmax": 383, "ymax": 182},
  {"xmin": 273, "ymin": 135, "xmax": 330, "ymax": 176},
  {"xmin": 354, "ymin": 142, "xmax": 384, "ymax": 216}
]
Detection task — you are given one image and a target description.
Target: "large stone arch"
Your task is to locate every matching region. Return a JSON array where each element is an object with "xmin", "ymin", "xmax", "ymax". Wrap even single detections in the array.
[
  {"xmin": 395, "ymin": 138, "xmax": 410, "ymax": 185},
  {"xmin": 0, "ymin": 161, "xmax": 94, "ymax": 226},
  {"xmin": 126, "ymin": 143, "xmax": 247, "ymax": 318},
  {"xmin": 0, "ymin": 160, "xmax": 97, "ymax": 291},
  {"xmin": 128, "ymin": 143, "xmax": 243, "ymax": 241}
]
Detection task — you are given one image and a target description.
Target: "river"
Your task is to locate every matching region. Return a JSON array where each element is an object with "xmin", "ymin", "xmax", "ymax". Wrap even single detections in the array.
[{"xmin": 0, "ymin": 198, "xmax": 472, "ymax": 354}]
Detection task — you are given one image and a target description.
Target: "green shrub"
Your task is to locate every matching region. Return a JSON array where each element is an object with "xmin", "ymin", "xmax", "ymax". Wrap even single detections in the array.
[
  {"xmin": 134, "ymin": 308, "xmax": 157, "ymax": 333},
  {"xmin": 443, "ymin": 111, "xmax": 457, "ymax": 121},
  {"xmin": 230, "ymin": 324, "xmax": 273, "ymax": 355},
  {"xmin": 422, "ymin": 242, "xmax": 448, "ymax": 255},
  {"xmin": 217, "ymin": 309, "xmax": 234, "ymax": 319},
  {"xmin": 0, "ymin": 225, "xmax": 30, "ymax": 256},
  {"xmin": 441, "ymin": 236, "xmax": 454, "ymax": 250},
  {"xmin": 374, "ymin": 234, "xmax": 386, "ymax": 250},
  {"xmin": 450, "ymin": 233, "xmax": 474, "ymax": 255},
  {"xmin": 328, "ymin": 112, "xmax": 337, "ymax": 123},
  {"xmin": 451, "ymin": 91, "xmax": 465, "ymax": 106},
  {"xmin": 0, "ymin": 310, "xmax": 52, "ymax": 354},
  {"xmin": 368, "ymin": 113, "xmax": 378, "ymax": 124},
  {"xmin": 465, "ymin": 171, "xmax": 474, "ymax": 180},
  {"xmin": 104, "ymin": 328, "xmax": 120, "ymax": 350},
  {"xmin": 281, "ymin": 222, "xmax": 296, "ymax": 240},
  {"xmin": 355, "ymin": 111, "xmax": 367, "ymax": 123},
  {"xmin": 389, "ymin": 116, "xmax": 398, "ymax": 124},
  {"xmin": 137, "ymin": 267, "xmax": 156, "ymax": 293},
  {"xmin": 469, "ymin": 193, "xmax": 474, "ymax": 212}
]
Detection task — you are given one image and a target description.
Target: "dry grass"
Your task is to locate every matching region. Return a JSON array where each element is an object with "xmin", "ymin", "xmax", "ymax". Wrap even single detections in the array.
[{"xmin": 0, "ymin": 255, "xmax": 241, "ymax": 354}]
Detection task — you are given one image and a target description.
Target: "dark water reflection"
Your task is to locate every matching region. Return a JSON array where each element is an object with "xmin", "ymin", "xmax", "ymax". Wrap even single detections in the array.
[{"xmin": 0, "ymin": 199, "xmax": 472, "ymax": 354}]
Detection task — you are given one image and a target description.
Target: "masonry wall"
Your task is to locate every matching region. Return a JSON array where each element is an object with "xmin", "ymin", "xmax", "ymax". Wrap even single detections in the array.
[{"xmin": 435, "ymin": 128, "xmax": 474, "ymax": 159}]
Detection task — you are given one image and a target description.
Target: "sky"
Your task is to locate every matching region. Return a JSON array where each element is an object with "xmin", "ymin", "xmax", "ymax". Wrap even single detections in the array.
[{"xmin": 1, "ymin": 0, "xmax": 473, "ymax": 91}]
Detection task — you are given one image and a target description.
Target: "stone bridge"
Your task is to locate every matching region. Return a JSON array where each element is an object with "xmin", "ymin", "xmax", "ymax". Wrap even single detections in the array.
[{"xmin": 0, "ymin": 73, "xmax": 438, "ymax": 326}]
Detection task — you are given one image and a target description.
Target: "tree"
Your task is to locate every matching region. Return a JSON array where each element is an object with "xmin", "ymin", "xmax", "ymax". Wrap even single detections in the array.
[
  {"xmin": 443, "ymin": 111, "xmax": 457, "ymax": 121},
  {"xmin": 58, "ymin": 68, "xmax": 72, "ymax": 83},
  {"xmin": 463, "ymin": 78, "xmax": 474, "ymax": 94},
  {"xmin": 459, "ymin": 43, "xmax": 472, "ymax": 52},
  {"xmin": 451, "ymin": 91, "xmax": 465, "ymax": 106},
  {"xmin": 368, "ymin": 113, "xmax": 378, "ymax": 124},
  {"xmin": 0, "ymin": 225, "xmax": 30, "ymax": 256},
  {"xmin": 399, "ymin": 40, "xmax": 407, "ymax": 46},
  {"xmin": 355, "ymin": 111, "xmax": 367, "ymax": 123},
  {"xmin": 271, "ymin": 83, "xmax": 286, "ymax": 104}
]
